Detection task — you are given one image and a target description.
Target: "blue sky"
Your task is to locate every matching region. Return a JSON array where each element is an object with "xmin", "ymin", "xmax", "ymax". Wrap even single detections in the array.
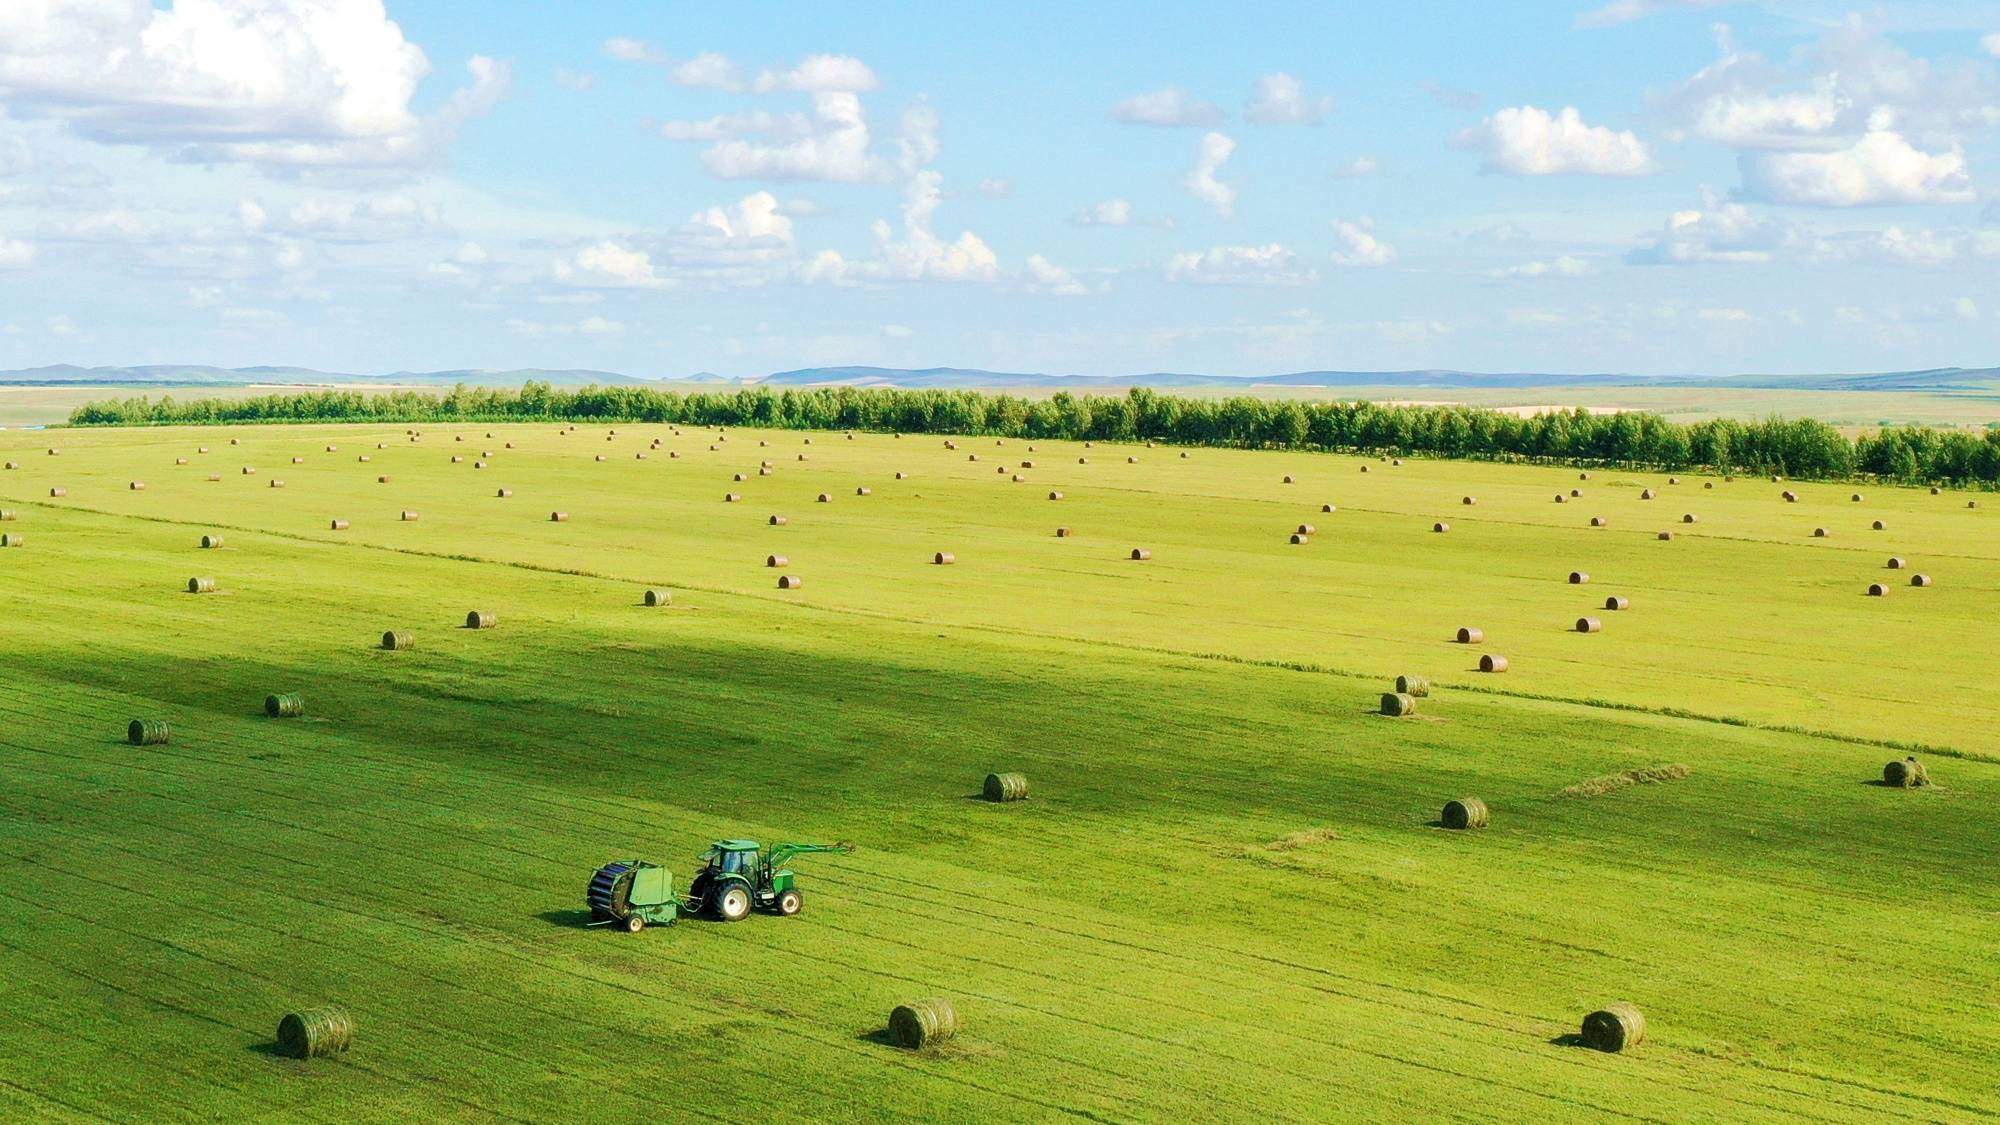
[{"xmin": 1, "ymin": 1, "xmax": 1999, "ymax": 378}]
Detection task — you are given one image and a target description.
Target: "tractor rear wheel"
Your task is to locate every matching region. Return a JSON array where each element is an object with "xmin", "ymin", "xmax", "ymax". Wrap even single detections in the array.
[
  {"xmin": 622, "ymin": 913, "xmax": 645, "ymax": 934},
  {"xmin": 715, "ymin": 884, "xmax": 752, "ymax": 922},
  {"xmin": 775, "ymin": 889, "xmax": 804, "ymax": 916}
]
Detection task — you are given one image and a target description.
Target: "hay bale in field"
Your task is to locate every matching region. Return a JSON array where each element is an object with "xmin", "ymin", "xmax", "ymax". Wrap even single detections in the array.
[
  {"xmin": 1887, "ymin": 556, "xmax": 1905, "ymax": 569},
  {"xmin": 128, "ymin": 719, "xmax": 170, "ymax": 746},
  {"xmin": 1657, "ymin": 531, "xmax": 1674, "ymax": 541},
  {"xmin": 1321, "ymin": 503, "xmax": 1336, "ymax": 513},
  {"xmin": 1480, "ymin": 654, "xmax": 1508, "ymax": 672},
  {"xmin": 1569, "ymin": 571, "xmax": 1589, "ymax": 584},
  {"xmin": 856, "ymin": 487, "xmax": 873, "ymax": 496},
  {"xmin": 934, "ymin": 552, "xmax": 956, "ymax": 565},
  {"xmin": 1579, "ymin": 472, "xmax": 1590, "ymax": 480},
  {"xmin": 1462, "ymin": 496, "xmax": 1476, "ymax": 505},
  {"xmin": 983, "ymin": 772, "xmax": 1028, "ymax": 802},
  {"xmin": 1360, "ymin": 465, "xmax": 1370, "ymax": 473},
  {"xmin": 896, "ymin": 472, "xmax": 909, "ymax": 480},
  {"xmin": 1590, "ymin": 516, "xmax": 1607, "ymax": 527},
  {"xmin": 46, "ymin": 448, "xmax": 59, "ymax": 456},
  {"xmin": 1381, "ymin": 692, "xmax": 1418, "ymax": 717},
  {"xmin": 200, "ymin": 534, "xmax": 224, "ymax": 549},
  {"xmin": 48, "ymin": 487, "xmax": 65, "ymax": 497},
  {"xmin": 241, "ymin": 466, "xmax": 255, "ymax": 476},
  {"xmin": 1395, "ymin": 675, "xmax": 1430, "ymax": 697},
  {"xmin": 1130, "ymin": 547, "xmax": 1152, "ymax": 560},
  {"xmin": 769, "ymin": 514, "xmax": 787, "ymax": 525},
  {"xmin": 269, "ymin": 480, "xmax": 285, "ymax": 489},
  {"xmin": 199, "ymin": 446, "xmax": 210, "ymax": 454},
  {"xmin": 1441, "ymin": 798, "xmax": 1488, "ymax": 829},
  {"xmin": 326, "ymin": 445, "xmax": 337, "ymax": 453},
  {"xmin": 1078, "ymin": 457, "xmax": 1089, "ymax": 464},
  {"xmin": 358, "ymin": 455, "xmax": 370, "ymax": 463},
  {"xmin": 1180, "ymin": 451, "xmax": 1190, "ymax": 459},
  {"xmin": 187, "ymin": 576, "xmax": 216, "ymax": 594},
  {"xmin": 1433, "ymin": 522, "xmax": 1449, "ymax": 533},
  {"xmin": 968, "ymin": 454, "xmax": 979, "ymax": 462},
  {"xmin": 767, "ymin": 554, "xmax": 789, "ymax": 568},
  {"xmin": 176, "ymin": 458, "xmax": 188, "ymax": 465},
  {"xmin": 734, "ymin": 473, "xmax": 747, "ymax": 482},
  {"xmin": 1393, "ymin": 458, "xmax": 1403, "ymax": 466},
  {"xmin": 595, "ymin": 455, "xmax": 607, "ymax": 462},
  {"xmin": 276, "ymin": 1007, "xmax": 353, "ymax": 1060},
  {"xmin": 550, "ymin": 511, "xmax": 569, "ymax": 522},
  {"xmin": 1021, "ymin": 460, "xmax": 1037, "ymax": 469},
  {"xmin": 1127, "ymin": 455, "xmax": 1139, "ymax": 464},
  {"xmin": 401, "ymin": 510, "xmax": 418, "ymax": 521},
  {"xmin": 817, "ymin": 493, "xmax": 832, "ymax": 503},
  {"xmin": 889, "ymin": 998, "xmax": 961, "ymax": 1050},
  {"xmin": 1910, "ymin": 573, "xmax": 1932, "ymax": 587},
  {"xmin": 0, "ymin": 510, "xmax": 11, "ymax": 521},
  {"xmin": 996, "ymin": 466, "xmax": 1009, "ymax": 475},
  {"xmin": 758, "ymin": 467, "xmax": 770, "ymax": 476},
  {"xmin": 725, "ymin": 493, "xmax": 742, "ymax": 502},
  {"xmin": 382, "ymin": 630, "xmax": 413, "ymax": 650},
  {"xmin": 466, "ymin": 611, "xmax": 496, "ymax": 629},
  {"xmin": 292, "ymin": 457, "xmax": 305, "ymax": 465},
  {"xmin": 1681, "ymin": 513, "xmax": 1696, "ymax": 523},
  {"xmin": 0, "ymin": 532, "xmax": 20, "ymax": 547},
  {"xmin": 129, "ymin": 481, "xmax": 146, "ymax": 491},
  {"xmin": 1581, "ymin": 1005, "xmax": 1645, "ymax": 1053},
  {"xmin": 1931, "ymin": 486, "xmax": 1942, "ymax": 495},
  {"xmin": 777, "ymin": 574, "xmax": 803, "ymax": 589},
  {"xmin": 495, "ymin": 488, "xmax": 512, "ymax": 498},
  {"xmin": 1297, "ymin": 523, "xmax": 1316, "ymax": 535},
  {"xmin": 1870, "ymin": 519, "xmax": 1887, "ymax": 531},
  {"xmin": 377, "ymin": 476, "xmax": 391, "ymax": 484},
  {"xmin": 1283, "ymin": 475, "xmax": 1296, "ymax": 484},
  {"xmin": 798, "ymin": 454, "xmax": 809, "ymax": 462},
  {"xmin": 945, "ymin": 441, "xmax": 958, "ymax": 450},
  {"xmin": 1048, "ymin": 490, "xmax": 1064, "ymax": 500},
  {"xmin": 1456, "ymin": 627, "xmax": 1484, "ymax": 644},
  {"xmin": 1704, "ymin": 481, "xmax": 1714, "ymax": 489},
  {"xmin": 643, "ymin": 588, "xmax": 673, "ymax": 607},
  {"xmin": 1604, "ymin": 596, "xmax": 1630, "ymax": 610},
  {"xmin": 1554, "ymin": 494, "xmax": 1567, "ymax": 503},
  {"xmin": 1969, "ymin": 500, "xmax": 1981, "ymax": 509},
  {"xmin": 265, "ymin": 693, "xmax": 304, "ymax": 718},
  {"xmin": 1884, "ymin": 756, "xmax": 1930, "ymax": 788},
  {"xmin": 1576, "ymin": 616, "xmax": 1602, "ymax": 633},
  {"xmin": 3, "ymin": 461, "xmax": 15, "ymax": 469},
  {"xmin": 1813, "ymin": 527, "xmax": 1829, "ymax": 538},
  {"xmin": 1669, "ymin": 477, "xmax": 1680, "ymax": 485},
  {"xmin": 1867, "ymin": 583, "xmax": 1887, "ymax": 596},
  {"xmin": 1056, "ymin": 527, "xmax": 1073, "ymax": 537},
  {"xmin": 330, "ymin": 519, "xmax": 349, "ymax": 530},
  {"xmin": 1290, "ymin": 533, "xmax": 1309, "ymax": 545},
  {"xmin": 1852, "ymin": 493, "xmax": 1864, "ymax": 502},
  {"xmin": 1783, "ymin": 490, "xmax": 1798, "ymax": 502},
  {"xmin": 1640, "ymin": 488, "xmax": 1655, "ymax": 500},
  {"xmin": 1011, "ymin": 473, "xmax": 1026, "ymax": 482}
]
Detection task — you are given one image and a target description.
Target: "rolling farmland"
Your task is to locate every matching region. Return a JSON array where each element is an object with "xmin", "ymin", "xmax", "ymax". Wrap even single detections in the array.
[{"xmin": 1, "ymin": 422, "xmax": 1996, "ymax": 1121}]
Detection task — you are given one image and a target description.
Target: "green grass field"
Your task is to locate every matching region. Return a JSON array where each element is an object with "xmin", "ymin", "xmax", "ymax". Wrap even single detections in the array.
[{"xmin": 2, "ymin": 423, "xmax": 1996, "ymax": 1121}]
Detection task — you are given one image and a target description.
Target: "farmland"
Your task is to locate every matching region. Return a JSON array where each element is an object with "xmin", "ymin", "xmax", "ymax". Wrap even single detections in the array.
[{"xmin": 1, "ymin": 422, "xmax": 1996, "ymax": 1121}]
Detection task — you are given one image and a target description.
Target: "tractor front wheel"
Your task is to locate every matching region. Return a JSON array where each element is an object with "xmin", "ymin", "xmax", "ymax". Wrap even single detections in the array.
[
  {"xmin": 714, "ymin": 884, "xmax": 752, "ymax": 922},
  {"xmin": 622, "ymin": 913, "xmax": 645, "ymax": 934},
  {"xmin": 775, "ymin": 889, "xmax": 804, "ymax": 916}
]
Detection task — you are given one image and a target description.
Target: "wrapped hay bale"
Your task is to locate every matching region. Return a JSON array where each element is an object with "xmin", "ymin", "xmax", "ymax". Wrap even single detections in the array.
[
  {"xmin": 1360, "ymin": 465, "xmax": 1370, "ymax": 473},
  {"xmin": 1381, "ymin": 692, "xmax": 1418, "ymax": 717},
  {"xmin": 358, "ymin": 455, "xmax": 370, "ymax": 463},
  {"xmin": 1462, "ymin": 496, "xmax": 1476, "ymax": 506},
  {"xmin": 725, "ymin": 493, "xmax": 742, "ymax": 503},
  {"xmin": 1580, "ymin": 1004, "xmax": 1645, "ymax": 1053},
  {"xmin": 1078, "ymin": 457, "xmax": 1090, "ymax": 464},
  {"xmin": 734, "ymin": 473, "xmax": 747, "ymax": 482},
  {"xmin": 1884, "ymin": 757, "xmax": 1929, "ymax": 788},
  {"xmin": 128, "ymin": 719, "xmax": 170, "ymax": 746},
  {"xmin": 242, "ymin": 466, "xmax": 255, "ymax": 475},
  {"xmin": 269, "ymin": 480, "xmax": 285, "ymax": 488},
  {"xmin": 0, "ymin": 533, "xmax": 21, "ymax": 547},
  {"xmin": 1576, "ymin": 617, "xmax": 1602, "ymax": 633},
  {"xmin": 466, "ymin": 611, "xmax": 496, "ymax": 629},
  {"xmin": 401, "ymin": 511, "xmax": 418, "ymax": 521},
  {"xmin": 382, "ymin": 631, "xmax": 413, "ymax": 650},
  {"xmin": 1554, "ymin": 494, "xmax": 1567, "ymax": 503},
  {"xmin": 1852, "ymin": 493, "xmax": 1864, "ymax": 502},
  {"xmin": 1321, "ymin": 503, "xmax": 1336, "ymax": 513},
  {"xmin": 49, "ymin": 487, "xmax": 66, "ymax": 497},
  {"xmin": 1480, "ymin": 654, "xmax": 1508, "ymax": 673},
  {"xmin": 329, "ymin": 519, "xmax": 349, "ymax": 531},
  {"xmin": 983, "ymin": 772, "xmax": 1029, "ymax": 802},
  {"xmin": 1579, "ymin": 472, "xmax": 1590, "ymax": 480},
  {"xmin": 896, "ymin": 472, "xmax": 909, "ymax": 480},
  {"xmin": 276, "ymin": 1007, "xmax": 353, "ymax": 1060},
  {"xmin": 1783, "ymin": 490, "xmax": 1798, "ymax": 502},
  {"xmin": 550, "ymin": 511, "xmax": 569, "ymax": 523},
  {"xmin": 1456, "ymin": 627, "xmax": 1484, "ymax": 644},
  {"xmin": 265, "ymin": 693, "xmax": 304, "ymax": 718},
  {"xmin": 817, "ymin": 493, "xmax": 832, "ymax": 503},
  {"xmin": 1297, "ymin": 524, "xmax": 1317, "ymax": 535},
  {"xmin": 1290, "ymin": 533, "xmax": 1309, "ymax": 545},
  {"xmin": 1441, "ymin": 798, "xmax": 1488, "ymax": 829},
  {"xmin": 1127, "ymin": 456, "xmax": 1139, "ymax": 464},
  {"xmin": 767, "ymin": 554, "xmax": 789, "ymax": 568},
  {"xmin": 1283, "ymin": 475, "xmax": 1296, "ymax": 484},
  {"xmin": 1569, "ymin": 572, "xmax": 1589, "ymax": 584},
  {"xmin": 496, "ymin": 488, "xmax": 512, "ymax": 498},
  {"xmin": 1433, "ymin": 522, "xmax": 1449, "ymax": 533},
  {"xmin": 777, "ymin": 574, "xmax": 804, "ymax": 589},
  {"xmin": 0, "ymin": 510, "xmax": 11, "ymax": 521},
  {"xmin": 201, "ymin": 534, "xmax": 224, "ymax": 549},
  {"xmin": 1048, "ymin": 490, "xmax": 1064, "ymax": 501},
  {"xmin": 643, "ymin": 589, "xmax": 673, "ymax": 607},
  {"xmin": 1604, "ymin": 596, "xmax": 1631, "ymax": 611},
  {"xmin": 1910, "ymin": 574, "xmax": 1932, "ymax": 587},
  {"xmin": 129, "ymin": 481, "xmax": 146, "ymax": 491},
  {"xmin": 769, "ymin": 515, "xmax": 788, "ymax": 525},
  {"xmin": 1887, "ymin": 557, "xmax": 1906, "ymax": 569},
  {"xmin": 187, "ymin": 577, "xmax": 216, "ymax": 594},
  {"xmin": 934, "ymin": 552, "xmax": 956, "ymax": 565},
  {"xmin": 856, "ymin": 487, "xmax": 873, "ymax": 496},
  {"xmin": 1395, "ymin": 675, "xmax": 1430, "ymax": 697},
  {"xmin": 1867, "ymin": 583, "xmax": 1887, "ymax": 597},
  {"xmin": 1130, "ymin": 548, "xmax": 1152, "ymax": 560}
]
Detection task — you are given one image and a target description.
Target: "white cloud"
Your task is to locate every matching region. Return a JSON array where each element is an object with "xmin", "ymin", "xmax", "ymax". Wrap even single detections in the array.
[
  {"xmin": 1023, "ymin": 254, "xmax": 1088, "ymax": 296},
  {"xmin": 692, "ymin": 93, "xmax": 884, "ymax": 182},
  {"xmin": 0, "ymin": 1, "xmax": 507, "ymax": 170},
  {"xmin": 1329, "ymin": 218, "xmax": 1396, "ymax": 266},
  {"xmin": 553, "ymin": 241, "xmax": 670, "ymax": 288},
  {"xmin": 1628, "ymin": 200, "xmax": 1794, "ymax": 264},
  {"xmin": 1073, "ymin": 199, "xmax": 1133, "ymax": 226},
  {"xmin": 1183, "ymin": 132, "xmax": 1238, "ymax": 217},
  {"xmin": 1334, "ymin": 156, "xmax": 1380, "ymax": 178},
  {"xmin": 603, "ymin": 38, "xmax": 661, "ymax": 63},
  {"xmin": 978, "ymin": 178, "xmax": 1013, "ymax": 198},
  {"xmin": 1498, "ymin": 255, "xmax": 1591, "ymax": 278},
  {"xmin": 688, "ymin": 191, "xmax": 795, "ymax": 246},
  {"xmin": 752, "ymin": 54, "xmax": 879, "ymax": 94},
  {"xmin": 868, "ymin": 170, "xmax": 999, "ymax": 282},
  {"xmin": 0, "ymin": 238, "xmax": 34, "ymax": 268},
  {"xmin": 1953, "ymin": 296, "xmax": 1980, "ymax": 320},
  {"xmin": 1461, "ymin": 106, "xmax": 1657, "ymax": 176},
  {"xmin": 1112, "ymin": 88, "xmax": 1225, "ymax": 127},
  {"xmin": 579, "ymin": 315, "xmax": 623, "ymax": 335},
  {"xmin": 1245, "ymin": 73, "xmax": 1333, "ymax": 125},
  {"xmin": 658, "ymin": 110, "xmax": 803, "ymax": 143},
  {"xmin": 1165, "ymin": 244, "xmax": 1317, "ymax": 286},
  {"xmin": 1575, "ymin": 0, "xmax": 1735, "ymax": 29},
  {"xmin": 1738, "ymin": 131, "xmax": 1974, "ymax": 206},
  {"xmin": 671, "ymin": 52, "xmax": 743, "ymax": 91},
  {"xmin": 1985, "ymin": 33, "xmax": 2000, "ymax": 58}
]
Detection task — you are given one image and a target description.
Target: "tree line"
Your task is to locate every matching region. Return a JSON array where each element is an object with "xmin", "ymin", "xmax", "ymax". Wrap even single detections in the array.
[{"xmin": 67, "ymin": 381, "xmax": 2000, "ymax": 486}]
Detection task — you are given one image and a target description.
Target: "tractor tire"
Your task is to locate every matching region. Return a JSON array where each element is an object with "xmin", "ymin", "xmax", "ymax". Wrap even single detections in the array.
[
  {"xmin": 622, "ymin": 913, "xmax": 645, "ymax": 934},
  {"xmin": 714, "ymin": 884, "xmax": 752, "ymax": 922},
  {"xmin": 776, "ymin": 889, "xmax": 804, "ymax": 917}
]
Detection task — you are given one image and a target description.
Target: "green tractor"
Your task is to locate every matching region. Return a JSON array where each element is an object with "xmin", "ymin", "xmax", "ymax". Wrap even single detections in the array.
[{"xmin": 587, "ymin": 840, "xmax": 852, "ymax": 932}]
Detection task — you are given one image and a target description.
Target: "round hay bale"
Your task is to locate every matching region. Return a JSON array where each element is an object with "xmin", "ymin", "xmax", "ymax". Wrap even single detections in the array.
[
  {"xmin": 968, "ymin": 454, "xmax": 979, "ymax": 462},
  {"xmin": 329, "ymin": 519, "xmax": 349, "ymax": 531},
  {"xmin": 1360, "ymin": 465, "xmax": 1370, "ymax": 473},
  {"xmin": 129, "ymin": 481, "xmax": 145, "ymax": 491},
  {"xmin": 725, "ymin": 492, "xmax": 742, "ymax": 502},
  {"xmin": 550, "ymin": 511, "xmax": 569, "ymax": 522},
  {"xmin": 896, "ymin": 471, "xmax": 908, "ymax": 479},
  {"xmin": 1297, "ymin": 523, "xmax": 1316, "ymax": 535},
  {"xmin": 983, "ymin": 772, "xmax": 1028, "ymax": 801},
  {"xmin": 1283, "ymin": 475, "xmax": 1295, "ymax": 484},
  {"xmin": 1813, "ymin": 527, "xmax": 1828, "ymax": 538},
  {"xmin": 0, "ymin": 533, "xmax": 20, "ymax": 547},
  {"xmin": 857, "ymin": 487, "xmax": 873, "ymax": 496},
  {"xmin": 999, "ymin": 468, "xmax": 1011, "ymax": 476},
  {"xmin": 1681, "ymin": 513, "xmax": 1696, "ymax": 523},
  {"xmin": 1657, "ymin": 531, "xmax": 1674, "ymax": 541},
  {"xmin": 933, "ymin": 552, "xmax": 956, "ymax": 565},
  {"xmin": 1581, "ymin": 1005, "xmax": 1645, "ymax": 1053},
  {"xmin": 1910, "ymin": 573, "xmax": 1932, "ymax": 587},
  {"xmin": 495, "ymin": 488, "xmax": 512, "ymax": 498},
  {"xmin": 1970, "ymin": 501, "xmax": 1981, "ymax": 509},
  {"xmin": 734, "ymin": 473, "xmax": 746, "ymax": 482},
  {"xmin": 1669, "ymin": 476, "xmax": 1682, "ymax": 485},
  {"xmin": 1703, "ymin": 481, "xmax": 1714, "ymax": 489},
  {"xmin": 1381, "ymin": 692, "xmax": 1418, "ymax": 717},
  {"xmin": 1576, "ymin": 616, "xmax": 1602, "ymax": 633},
  {"xmin": 1640, "ymin": 489, "xmax": 1656, "ymax": 500},
  {"xmin": 382, "ymin": 631, "xmax": 413, "ymax": 650},
  {"xmin": 1433, "ymin": 522, "xmax": 1449, "ymax": 533},
  {"xmin": 377, "ymin": 475, "xmax": 391, "ymax": 484},
  {"xmin": 594, "ymin": 455, "xmax": 607, "ymax": 462},
  {"xmin": 1554, "ymin": 494, "xmax": 1567, "ymax": 503},
  {"xmin": 767, "ymin": 554, "xmax": 789, "ymax": 568},
  {"xmin": 1851, "ymin": 493, "xmax": 1864, "ymax": 502},
  {"xmin": 242, "ymin": 466, "xmax": 255, "ymax": 475},
  {"xmin": 1055, "ymin": 526, "xmax": 1073, "ymax": 537},
  {"xmin": 0, "ymin": 510, "xmax": 11, "ymax": 521},
  {"xmin": 1568, "ymin": 571, "xmax": 1589, "ymax": 584},
  {"xmin": 1127, "ymin": 456, "xmax": 1139, "ymax": 464},
  {"xmin": 1462, "ymin": 496, "xmax": 1475, "ymax": 505},
  {"xmin": 230, "ymin": 438, "xmax": 241, "ymax": 446},
  {"xmin": 1867, "ymin": 583, "xmax": 1887, "ymax": 597},
  {"xmin": 1590, "ymin": 516, "xmax": 1607, "ymax": 527},
  {"xmin": 769, "ymin": 514, "xmax": 787, "ymax": 525},
  {"xmin": 1883, "ymin": 756, "xmax": 1930, "ymax": 788},
  {"xmin": 1479, "ymin": 654, "xmax": 1508, "ymax": 673},
  {"xmin": 1456, "ymin": 627, "xmax": 1484, "ymax": 644},
  {"xmin": 1395, "ymin": 675, "xmax": 1430, "ymax": 697},
  {"xmin": 643, "ymin": 588, "xmax": 673, "ymax": 607},
  {"xmin": 1579, "ymin": 472, "xmax": 1590, "ymax": 480},
  {"xmin": 1887, "ymin": 556, "xmax": 1906, "ymax": 569},
  {"xmin": 798, "ymin": 454, "xmax": 809, "ymax": 462},
  {"xmin": 47, "ymin": 448, "xmax": 59, "ymax": 456},
  {"xmin": 401, "ymin": 510, "xmax": 418, "ymax": 521},
  {"xmin": 1078, "ymin": 457, "xmax": 1089, "ymax": 464},
  {"xmin": 1289, "ymin": 533, "xmax": 1309, "ymax": 545},
  {"xmin": 187, "ymin": 576, "xmax": 216, "ymax": 594},
  {"xmin": 1321, "ymin": 503, "xmax": 1337, "ymax": 513},
  {"xmin": 1130, "ymin": 548, "xmax": 1152, "ymax": 560},
  {"xmin": 777, "ymin": 574, "xmax": 803, "ymax": 589},
  {"xmin": 200, "ymin": 534, "xmax": 224, "ymax": 549},
  {"xmin": 205, "ymin": 474, "xmax": 222, "ymax": 482},
  {"xmin": 265, "ymin": 693, "xmax": 304, "ymax": 718},
  {"xmin": 128, "ymin": 719, "xmax": 170, "ymax": 746},
  {"xmin": 889, "ymin": 999, "xmax": 961, "ymax": 1050},
  {"xmin": 289, "ymin": 457, "xmax": 304, "ymax": 465},
  {"xmin": 945, "ymin": 441, "xmax": 957, "ymax": 449},
  {"xmin": 1931, "ymin": 486, "xmax": 1942, "ymax": 495},
  {"xmin": 1180, "ymin": 451, "xmax": 1190, "ymax": 459},
  {"xmin": 1604, "ymin": 596, "xmax": 1630, "ymax": 611},
  {"xmin": 1783, "ymin": 490, "xmax": 1798, "ymax": 502},
  {"xmin": 466, "ymin": 611, "xmax": 496, "ymax": 629},
  {"xmin": 1441, "ymin": 797, "xmax": 1488, "ymax": 829},
  {"xmin": 1393, "ymin": 458, "xmax": 1403, "ymax": 466},
  {"xmin": 269, "ymin": 480, "xmax": 285, "ymax": 488},
  {"xmin": 3, "ymin": 461, "xmax": 15, "ymax": 469},
  {"xmin": 1048, "ymin": 490, "xmax": 1064, "ymax": 500},
  {"xmin": 276, "ymin": 1007, "xmax": 353, "ymax": 1060},
  {"xmin": 358, "ymin": 455, "xmax": 370, "ymax": 463},
  {"xmin": 817, "ymin": 493, "xmax": 832, "ymax": 503},
  {"xmin": 48, "ymin": 487, "xmax": 65, "ymax": 497},
  {"xmin": 326, "ymin": 445, "xmax": 338, "ymax": 453},
  {"xmin": 1021, "ymin": 460, "xmax": 1036, "ymax": 469}
]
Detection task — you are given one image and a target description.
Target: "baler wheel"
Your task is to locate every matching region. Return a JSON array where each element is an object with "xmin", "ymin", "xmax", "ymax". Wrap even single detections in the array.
[{"xmin": 622, "ymin": 914, "xmax": 645, "ymax": 934}]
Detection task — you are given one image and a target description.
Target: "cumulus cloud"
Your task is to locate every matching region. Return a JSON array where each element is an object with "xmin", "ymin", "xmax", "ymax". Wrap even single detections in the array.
[
  {"xmin": 752, "ymin": 54, "xmax": 879, "ymax": 94},
  {"xmin": 1165, "ymin": 244, "xmax": 1317, "ymax": 286},
  {"xmin": 694, "ymin": 92, "xmax": 884, "ymax": 182},
  {"xmin": 0, "ymin": 0, "xmax": 508, "ymax": 170},
  {"xmin": 1985, "ymin": 33, "xmax": 2000, "ymax": 58},
  {"xmin": 1627, "ymin": 200, "xmax": 1796, "ymax": 264},
  {"xmin": 1183, "ymin": 132, "xmax": 1238, "ymax": 217},
  {"xmin": 1072, "ymin": 199, "xmax": 1134, "ymax": 226},
  {"xmin": 1575, "ymin": 0, "xmax": 1736, "ymax": 29},
  {"xmin": 0, "ymin": 238, "xmax": 35, "ymax": 268},
  {"xmin": 978, "ymin": 178, "xmax": 1013, "ymax": 198},
  {"xmin": 1245, "ymin": 73, "xmax": 1332, "ymax": 125},
  {"xmin": 1737, "ymin": 131, "xmax": 1974, "ymax": 206},
  {"xmin": 671, "ymin": 52, "xmax": 743, "ymax": 91},
  {"xmin": 1461, "ymin": 106, "xmax": 1658, "ymax": 176},
  {"xmin": 552, "ymin": 241, "xmax": 671, "ymax": 288},
  {"xmin": 1023, "ymin": 254, "xmax": 1088, "ymax": 296},
  {"xmin": 602, "ymin": 37, "xmax": 659, "ymax": 63},
  {"xmin": 1112, "ymin": 88, "xmax": 1225, "ymax": 127},
  {"xmin": 1497, "ymin": 255, "xmax": 1592, "ymax": 278},
  {"xmin": 1329, "ymin": 218, "xmax": 1396, "ymax": 266}
]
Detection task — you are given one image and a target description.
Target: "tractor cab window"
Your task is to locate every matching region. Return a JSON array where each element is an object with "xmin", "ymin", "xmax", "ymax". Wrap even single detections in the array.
[{"xmin": 720, "ymin": 849, "xmax": 752, "ymax": 875}]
